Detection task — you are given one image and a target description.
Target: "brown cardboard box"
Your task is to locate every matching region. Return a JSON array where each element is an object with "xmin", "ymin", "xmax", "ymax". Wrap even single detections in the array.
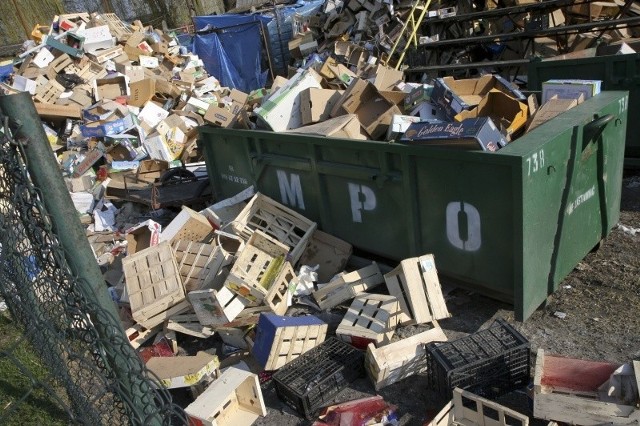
[
  {"xmin": 454, "ymin": 90, "xmax": 528, "ymax": 139},
  {"xmin": 380, "ymin": 91, "xmax": 406, "ymax": 109},
  {"xmin": 364, "ymin": 64, "xmax": 404, "ymax": 91},
  {"xmin": 288, "ymin": 33, "xmax": 315, "ymax": 59},
  {"xmin": 527, "ymin": 95, "xmax": 582, "ymax": 132},
  {"xmin": 93, "ymin": 76, "xmax": 130, "ymax": 102},
  {"xmin": 124, "ymin": 32, "xmax": 154, "ymax": 61},
  {"xmin": 300, "ymin": 88, "xmax": 343, "ymax": 125},
  {"xmin": 331, "ymin": 79, "xmax": 402, "ymax": 139},
  {"xmin": 129, "ymin": 78, "xmax": 156, "ymax": 108},
  {"xmin": 203, "ymin": 102, "xmax": 249, "ymax": 128},
  {"xmin": 285, "ymin": 115, "xmax": 367, "ymax": 140}
]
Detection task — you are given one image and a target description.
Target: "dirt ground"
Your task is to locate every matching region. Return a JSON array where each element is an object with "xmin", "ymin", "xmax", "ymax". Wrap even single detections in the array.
[{"xmin": 244, "ymin": 170, "xmax": 640, "ymax": 426}]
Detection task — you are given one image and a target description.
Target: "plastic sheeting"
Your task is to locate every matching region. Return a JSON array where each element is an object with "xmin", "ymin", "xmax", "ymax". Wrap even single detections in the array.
[{"xmin": 192, "ymin": 15, "xmax": 271, "ymax": 93}]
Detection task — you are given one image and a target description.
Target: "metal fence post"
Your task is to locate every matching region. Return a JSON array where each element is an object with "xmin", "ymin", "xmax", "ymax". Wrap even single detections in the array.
[{"xmin": 0, "ymin": 92, "xmax": 165, "ymax": 424}]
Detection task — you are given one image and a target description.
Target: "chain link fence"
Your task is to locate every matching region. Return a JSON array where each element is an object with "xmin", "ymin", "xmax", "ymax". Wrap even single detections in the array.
[{"xmin": 0, "ymin": 113, "xmax": 188, "ymax": 424}]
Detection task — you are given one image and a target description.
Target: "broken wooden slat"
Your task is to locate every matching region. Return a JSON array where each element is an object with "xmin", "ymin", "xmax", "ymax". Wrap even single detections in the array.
[
  {"xmin": 384, "ymin": 254, "xmax": 450, "ymax": 325},
  {"xmin": 125, "ymin": 323, "xmax": 162, "ymax": 349},
  {"xmin": 313, "ymin": 262, "xmax": 383, "ymax": 310},
  {"xmin": 336, "ymin": 293, "xmax": 400, "ymax": 349},
  {"xmin": 166, "ymin": 312, "xmax": 215, "ymax": 338}
]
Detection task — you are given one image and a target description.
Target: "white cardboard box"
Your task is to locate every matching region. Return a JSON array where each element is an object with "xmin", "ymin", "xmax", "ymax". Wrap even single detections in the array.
[
  {"xmin": 255, "ymin": 68, "xmax": 322, "ymax": 131},
  {"xmin": 542, "ymin": 79, "xmax": 602, "ymax": 104}
]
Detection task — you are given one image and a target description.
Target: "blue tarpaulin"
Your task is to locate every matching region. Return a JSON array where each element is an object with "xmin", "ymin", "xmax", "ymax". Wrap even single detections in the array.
[{"xmin": 192, "ymin": 15, "xmax": 271, "ymax": 93}]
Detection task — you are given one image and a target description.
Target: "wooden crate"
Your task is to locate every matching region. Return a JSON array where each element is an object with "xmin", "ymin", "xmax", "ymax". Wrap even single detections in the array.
[
  {"xmin": 313, "ymin": 262, "xmax": 383, "ymax": 310},
  {"xmin": 427, "ymin": 387, "xmax": 530, "ymax": 426},
  {"xmin": 533, "ymin": 349, "xmax": 640, "ymax": 426},
  {"xmin": 46, "ymin": 54, "xmax": 73, "ymax": 80},
  {"xmin": 263, "ymin": 261, "xmax": 295, "ymax": 315},
  {"xmin": 252, "ymin": 313, "xmax": 327, "ymax": 371},
  {"xmin": 123, "ymin": 241, "xmax": 188, "ymax": 328},
  {"xmin": 232, "ymin": 193, "xmax": 317, "ymax": 265},
  {"xmin": 125, "ymin": 323, "xmax": 161, "ymax": 349},
  {"xmin": 173, "ymin": 240, "xmax": 231, "ymax": 292},
  {"xmin": 298, "ymin": 230, "xmax": 352, "ymax": 283},
  {"xmin": 384, "ymin": 254, "xmax": 450, "ymax": 325},
  {"xmin": 76, "ymin": 61, "xmax": 108, "ymax": 81},
  {"xmin": 100, "ymin": 13, "xmax": 133, "ymax": 41},
  {"xmin": 224, "ymin": 231, "xmax": 291, "ymax": 304},
  {"xmin": 336, "ymin": 293, "xmax": 400, "ymax": 349},
  {"xmin": 34, "ymin": 78, "xmax": 65, "ymax": 104},
  {"xmin": 188, "ymin": 287, "xmax": 248, "ymax": 327},
  {"xmin": 366, "ymin": 325, "xmax": 448, "ymax": 390},
  {"xmin": 166, "ymin": 312, "xmax": 215, "ymax": 338},
  {"xmin": 147, "ymin": 351, "xmax": 219, "ymax": 389},
  {"xmin": 185, "ymin": 366, "xmax": 267, "ymax": 426},
  {"xmin": 161, "ymin": 206, "xmax": 214, "ymax": 244}
]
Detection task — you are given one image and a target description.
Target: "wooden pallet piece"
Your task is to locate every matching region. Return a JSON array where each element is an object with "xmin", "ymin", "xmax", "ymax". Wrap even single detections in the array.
[
  {"xmin": 224, "ymin": 231, "xmax": 291, "ymax": 304},
  {"xmin": 173, "ymin": 240, "xmax": 229, "ymax": 292},
  {"xmin": 185, "ymin": 366, "xmax": 267, "ymax": 426},
  {"xmin": 99, "ymin": 13, "xmax": 133, "ymax": 41},
  {"xmin": 125, "ymin": 323, "xmax": 162, "ymax": 349},
  {"xmin": 313, "ymin": 262, "xmax": 383, "ymax": 310},
  {"xmin": 533, "ymin": 349, "xmax": 640, "ymax": 426},
  {"xmin": 453, "ymin": 388, "xmax": 529, "ymax": 426},
  {"xmin": 147, "ymin": 351, "xmax": 219, "ymax": 389},
  {"xmin": 123, "ymin": 241, "xmax": 187, "ymax": 328},
  {"xmin": 366, "ymin": 325, "xmax": 448, "ymax": 390},
  {"xmin": 160, "ymin": 205, "xmax": 213, "ymax": 244},
  {"xmin": 252, "ymin": 313, "xmax": 328, "ymax": 371},
  {"xmin": 166, "ymin": 313, "xmax": 215, "ymax": 338},
  {"xmin": 232, "ymin": 192, "xmax": 317, "ymax": 265},
  {"xmin": 34, "ymin": 78, "xmax": 65, "ymax": 104},
  {"xmin": 336, "ymin": 293, "xmax": 400, "ymax": 349},
  {"xmin": 384, "ymin": 254, "xmax": 450, "ymax": 325},
  {"xmin": 188, "ymin": 287, "xmax": 248, "ymax": 327}
]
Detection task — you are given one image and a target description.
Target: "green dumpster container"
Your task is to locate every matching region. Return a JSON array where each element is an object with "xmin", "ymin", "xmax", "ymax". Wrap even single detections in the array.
[
  {"xmin": 198, "ymin": 91, "xmax": 628, "ymax": 321},
  {"xmin": 528, "ymin": 43, "xmax": 640, "ymax": 166}
]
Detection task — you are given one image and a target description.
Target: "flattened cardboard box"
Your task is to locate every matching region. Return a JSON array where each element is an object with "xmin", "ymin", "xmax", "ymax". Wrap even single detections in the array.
[
  {"xmin": 285, "ymin": 114, "xmax": 367, "ymax": 140},
  {"xmin": 400, "ymin": 117, "xmax": 508, "ymax": 151},
  {"xmin": 300, "ymin": 88, "xmax": 343, "ymax": 125}
]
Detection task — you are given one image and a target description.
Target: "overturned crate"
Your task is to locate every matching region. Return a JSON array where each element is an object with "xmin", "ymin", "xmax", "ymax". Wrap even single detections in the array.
[
  {"xmin": 232, "ymin": 193, "xmax": 317, "ymax": 265},
  {"xmin": 336, "ymin": 293, "xmax": 401, "ymax": 350},
  {"xmin": 173, "ymin": 240, "xmax": 232, "ymax": 292},
  {"xmin": 366, "ymin": 326, "xmax": 448, "ymax": 390},
  {"xmin": 188, "ymin": 287, "xmax": 249, "ymax": 327},
  {"xmin": 384, "ymin": 254, "xmax": 450, "ymax": 325},
  {"xmin": 224, "ymin": 230, "xmax": 294, "ymax": 311},
  {"xmin": 426, "ymin": 318, "xmax": 530, "ymax": 399},
  {"xmin": 272, "ymin": 337, "xmax": 365, "ymax": 419},
  {"xmin": 146, "ymin": 351, "xmax": 219, "ymax": 389},
  {"xmin": 313, "ymin": 262, "xmax": 383, "ymax": 310},
  {"xmin": 533, "ymin": 350, "xmax": 640, "ymax": 426},
  {"xmin": 185, "ymin": 366, "xmax": 267, "ymax": 426},
  {"xmin": 160, "ymin": 205, "xmax": 214, "ymax": 244},
  {"xmin": 252, "ymin": 313, "xmax": 327, "ymax": 371},
  {"xmin": 123, "ymin": 241, "xmax": 188, "ymax": 328}
]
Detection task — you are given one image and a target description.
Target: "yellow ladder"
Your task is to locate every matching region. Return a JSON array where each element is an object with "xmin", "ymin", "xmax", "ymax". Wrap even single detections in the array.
[{"xmin": 383, "ymin": 0, "xmax": 433, "ymax": 70}]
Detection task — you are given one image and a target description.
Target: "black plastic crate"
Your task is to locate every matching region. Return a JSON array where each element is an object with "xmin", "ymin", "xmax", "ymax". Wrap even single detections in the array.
[
  {"xmin": 426, "ymin": 318, "xmax": 530, "ymax": 399},
  {"xmin": 272, "ymin": 337, "xmax": 365, "ymax": 419}
]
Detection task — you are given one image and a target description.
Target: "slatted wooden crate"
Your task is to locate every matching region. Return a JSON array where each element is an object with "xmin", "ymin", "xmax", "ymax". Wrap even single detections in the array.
[
  {"xmin": 384, "ymin": 254, "xmax": 450, "ymax": 325},
  {"xmin": 299, "ymin": 230, "xmax": 352, "ymax": 283},
  {"xmin": 313, "ymin": 262, "xmax": 383, "ymax": 310},
  {"xmin": 46, "ymin": 54, "xmax": 73, "ymax": 80},
  {"xmin": 188, "ymin": 287, "xmax": 248, "ymax": 327},
  {"xmin": 160, "ymin": 206, "xmax": 213, "ymax": 244},
  {"xmin": 77, "ymin": 61, "xmax": 108, "ymax": 81},
  {"xmin": 533, "ymin": 349, "xmax": 640, "ymax": 426},
  {"xmin": 172, "ymin": 240, "xmax": 232, "ymax": 292},
  {"xmin": 224, "ymin": 231, "xmax": 291, "ymax": 304},
  {"xmin": 232, "ymin": 193, "xmax": 317, "ymax": 265},
  {"xmin": 252, "ymin": 313, "xmax": 327, "ymax": 371},
  {"xmin": 366, "ymin": 325, "xmax": 448, "ymax": 390},
  {"xmin": 185, "ymin": 366, "xmax": 267, "ymax": 426},
  {"xmin": 125, "ymin": 323, "xmax": 162, "ymax": 349},
  {"xmin": 336, "ymin": 293, "xmax": 401, "ymax": 349},
  {"xmin": 123, "ymin": 241, "xmax": 188, "ymax": 328},
  {"xmin": 100, "ymin": 13, "xmax": 133, "ymax": 41},
  {"xmin": 263, "ymin": 262, "xmax": 294, "ymax": 315},
  {"xmin": 34, "ymin": 77, "xmax": 65, "ymax": 104}
]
